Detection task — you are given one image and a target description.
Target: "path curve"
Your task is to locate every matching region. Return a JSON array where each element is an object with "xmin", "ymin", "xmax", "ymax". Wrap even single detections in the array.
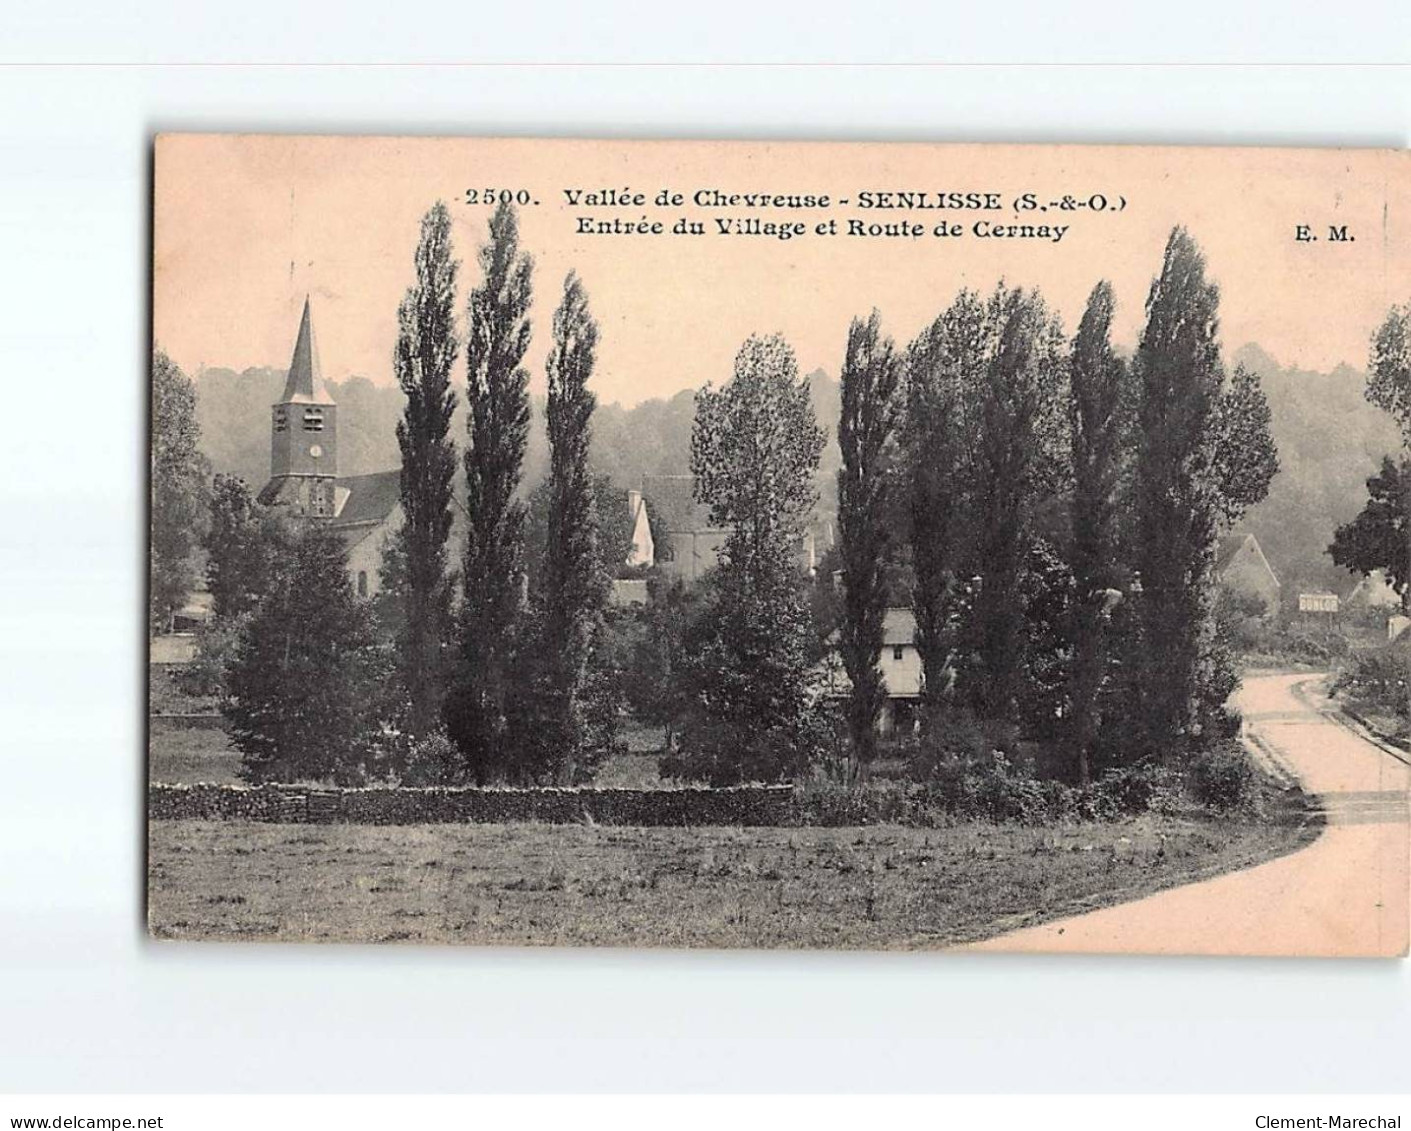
[{"xmin": 969, "ymin": 672, "xmax": 1408, "ymax": 957}]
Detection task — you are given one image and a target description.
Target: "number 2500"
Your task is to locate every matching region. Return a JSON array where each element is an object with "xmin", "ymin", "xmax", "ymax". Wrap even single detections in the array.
[{"xmin": 465, "ymin": 189, "xmax": 533, "ymax": 206}]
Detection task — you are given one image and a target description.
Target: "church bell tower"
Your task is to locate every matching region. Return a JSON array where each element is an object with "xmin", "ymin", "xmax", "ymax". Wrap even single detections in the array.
[{"xmin": 261, "ymin": 297, "xmax": 338, "ymax": 517}]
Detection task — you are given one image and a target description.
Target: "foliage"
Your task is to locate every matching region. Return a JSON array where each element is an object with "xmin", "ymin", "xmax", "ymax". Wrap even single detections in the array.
[
  {"xmin": 902, "ymin": 285, "xmax": 1068, "ymax": 728},
  {"xmin": 1224, "ymin": 344, "xmax": 1400, "ymax": 595},
  {"xmin": 621, "ymin": 575, "xmax": 700, "ymax": 748},
  {"xmin": 1211, "ymin": 586, "xmax": 1274, "ymax": 654},
  {"xmin": 962, "ymin": 284, "xmax": 1070, "ymax": 722},
  {"xmin": 1091, "ymin": 762, "xmax": 1184, "ymax": 817},
  {"xmin": 172, "ymin": 613, "xmax": 249, "ymax": 700},
  {"xmin": 1366, "ymin": 299, "xmax": 1411, "ymax": 443},
  {"xmin": 400, "ymin": 729, "xmax": 463, "ymax": 786},
  {"xmin": 1328, "ymin": 455, "xmax": 1410, "ymax": 602},
  {"xmin": 1066, "ymin": 280, "xmax": 1130, "ymax": 784},
  {"xmin": 670, "ymin": 334, "xmax": 827, "ymax": 786},
  {"xmin": 1211, "ymin": 363, "xmax": 1280, "ymax": 527},
  {"xmin": 799, "ymin": 752, "xmax": 1184, "ymax": 826},
  {"xmin": 526, "ymin": 474, "xmax": 648, "ymax": 584},
  {"xmin": 835, "ymin": 310, "xmax": 904, "ymax": 771},
  {"xmin": 1332, "ymin": 641, "xmax": 1411, "ymax": 724},
  {"xmin": 224, "ymin": 526, "xmax": 390, "ymax": 785},
  {"xmin": 204, "ymin": 474, "xmax": 292, "ymax": 620},
  {"xmin": 446, "ymin": 202, "xmax": 534, "ymax": 783},
  {"xmin": 1131, "ymin": 227, "xmax": 1226, "ymax": 757},
  {"xmin": 1189, "ymin": 745, "xmax": 1255, "ymax": 811},
  {"xmin": 151, "ymin": 349, "xmax": 210, "ymax": 632},
  {"xmin": 532, "ymin": 270, "xmax": 607, "ymax": 781},
  {"xmin": 392, "ymin": 201, "xmax": 461, "ymax": 739},
  {"xmin": 904, "ymin": 291, "xmax": 985, "ymax": 718},
  {"xmin": 667, "ymin": 551, "xmax": 829, "ymax": 786},
  {"xmin": 691, "ymin": 333, "xmax": 826, "ymax": 564},
  {"xmin": 1015, "ymin": 539, "xmax": 1077, "ymax": 745}
]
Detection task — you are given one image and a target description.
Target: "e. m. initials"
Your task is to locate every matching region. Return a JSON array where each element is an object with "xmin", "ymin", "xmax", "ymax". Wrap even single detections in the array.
[{"xmin": 1295, "ymin": 223, "xmax": 1355, "ymax": 243}]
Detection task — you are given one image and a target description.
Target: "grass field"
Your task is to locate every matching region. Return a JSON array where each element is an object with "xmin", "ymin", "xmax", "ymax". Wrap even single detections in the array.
[
  {"xmin": 149, "ymin": 727, "xmax": 243, "ymax": 784},
  {"xmin": 148, "ymin": 808, "xmax": 1317, "ymax": 949}
]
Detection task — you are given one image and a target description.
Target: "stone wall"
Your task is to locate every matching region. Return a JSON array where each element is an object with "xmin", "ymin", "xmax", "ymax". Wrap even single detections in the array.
[{"xmin": 149, "ymin": 782, "xmax": 796, "ymax": 827}]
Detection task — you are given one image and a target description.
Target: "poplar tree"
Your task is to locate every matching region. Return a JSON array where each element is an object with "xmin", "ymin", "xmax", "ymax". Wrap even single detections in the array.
[
  {"xmin": 1066, "ymin": 281, "xmax": 1128, "ymax": 784},
  {"xmin": 445, "ymin": 202, "xmax": 533, "ymax": 782},
  {"xmin": 538, "ymin": 271, "xmax": 603, "ymax": 780},
  {"xmin": 905, "ymin": 291, "xmax": 986, "ymax": 724},
  {"xmin": 836, "ymin": 310, "xmax": 902, "ymax": 774},
  {"xmin": 966, "ymin": 284, "xmax": 1068, "ymax": 722},
  {"xmin": 1132, "ymin": 227, "xmax": 1224, "ymax": 756},
  {"xmin": 392, "ymin": 201, "xmax": 460, "ymax": 740}
]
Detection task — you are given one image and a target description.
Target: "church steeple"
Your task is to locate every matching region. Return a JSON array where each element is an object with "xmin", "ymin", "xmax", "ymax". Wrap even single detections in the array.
[
  {"xmin": 263, "ymin": 297, "xmax": 339, "ymax": 518},
  {"xmin": 279, "ymin": 296, "xmax": 335, "ymax": 405}
]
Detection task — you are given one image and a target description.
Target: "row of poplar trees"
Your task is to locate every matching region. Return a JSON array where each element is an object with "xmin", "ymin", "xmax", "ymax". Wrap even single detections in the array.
[
  {"xmin": 389, "ymin": 200, "xmax": 606, "ymax": 785},
  {"xmin": 833, "ymin": 226, "xmax": 1278, "ymax": 785}
]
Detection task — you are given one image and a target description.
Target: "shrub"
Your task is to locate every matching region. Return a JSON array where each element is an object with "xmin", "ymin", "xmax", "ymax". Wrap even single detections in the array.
[
  {"xmin": 401, "ymin": 730, "xmax": 463, "ymax": 786},
  {"xmin": 1333, "ymin": 644, "xmax": 1410, "ymax": 722},
  {"xmin": 900, "ymin": 712, "xmax": 1020, "ymax": 781},
  {"xmin": 1189, "ymin": 745, "xmax": 1255, "ymax": 811},
  {"xmin": 172, "ymin": 615, "xmax": 248, "ymax": 701},
  {"xmin": 793, "ymin": 777, "xmax": 916, "ymax": 827},
  {"xmin": 1089, "ymin": 763, "xmax": 1182, "ymax": 817}
]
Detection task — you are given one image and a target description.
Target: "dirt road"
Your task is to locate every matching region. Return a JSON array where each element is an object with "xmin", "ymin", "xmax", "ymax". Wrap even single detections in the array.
[{"xmin": 971, "ymin": 672, "xmax": 1409, "ymax": 957}]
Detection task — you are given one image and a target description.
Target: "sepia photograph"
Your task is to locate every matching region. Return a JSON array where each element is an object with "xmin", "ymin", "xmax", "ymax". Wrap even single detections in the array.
[{"xmin": 147, "ymin": 136, "xmax": 1410, "ymax": 956}]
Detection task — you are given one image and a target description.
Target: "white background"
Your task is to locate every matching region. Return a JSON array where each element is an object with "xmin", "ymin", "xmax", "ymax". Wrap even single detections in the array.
[{"xmin": 1, "ymin": 22, "xmax": 1410, "ymax": 1094}]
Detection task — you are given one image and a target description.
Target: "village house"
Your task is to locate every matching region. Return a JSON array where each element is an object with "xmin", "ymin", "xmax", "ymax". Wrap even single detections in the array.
[
  {"xmin": 1345, "ymin": 568, "xmax": 1402, "ymax": 612},
  {"xmin": 819, "ymin": 607, "xmax": 923, "ymax": 735},
  {"xmin": 1215, "ymin": 531, "xmax": 1281, "ymax": 616},
  {"xmin": 641, "ymin": 473, "xmax": 832, "ymax": 584}
]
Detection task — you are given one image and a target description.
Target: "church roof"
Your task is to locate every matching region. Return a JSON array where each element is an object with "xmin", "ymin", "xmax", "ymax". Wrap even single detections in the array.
[
  {"xmin": 278, "ymin": 297, "xmax": 335, "ymax": 406},
  {"xmin": 330, "ymin": 470, "xmax": 401, "ymax": 527}
]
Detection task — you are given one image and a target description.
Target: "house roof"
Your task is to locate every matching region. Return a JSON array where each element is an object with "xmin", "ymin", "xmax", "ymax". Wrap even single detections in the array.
[
  {"xmin": 641, "ymin": 473, "xmax": 836, "ymax": 546},
  {"xmin": 278, "ymin": 297, "xmax": 335, "ymax": 406},
  {"xmin": 882, "ymin": 607, "xmax": 917, "ymax": 646},
  {"xmin": 641, "ymin": 474, "xmax": 718, "ymax": 533},
  {"xmin": 1215, "ymin": 531, "xmax": 1279, "ymax": 586},
  {"xmin": 1346, "ymin": 569, "xmax": 1401, "ymax": 606}
]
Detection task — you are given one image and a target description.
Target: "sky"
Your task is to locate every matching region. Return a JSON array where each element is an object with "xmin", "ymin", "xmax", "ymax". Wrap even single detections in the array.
[{"xmin": 153, "ymin": 136, "xmax": 1410, "ymax": 408}]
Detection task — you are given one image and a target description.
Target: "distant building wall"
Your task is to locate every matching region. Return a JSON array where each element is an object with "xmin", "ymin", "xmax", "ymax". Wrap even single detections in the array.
[
  {"xmin": 659, "ymin": 528, "xmax": 731, "ymax": 583},
  {"xmin": 343, "ymin": 509, "xmax": 401, "ymax": 600}
]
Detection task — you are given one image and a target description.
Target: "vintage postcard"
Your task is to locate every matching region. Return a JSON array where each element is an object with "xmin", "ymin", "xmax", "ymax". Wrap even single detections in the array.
[{"xmin": 149, "ymin": 136, "xmax": 1410, "ymax": 955}]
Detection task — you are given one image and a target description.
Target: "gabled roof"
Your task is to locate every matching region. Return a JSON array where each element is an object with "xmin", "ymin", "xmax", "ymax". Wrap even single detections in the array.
[
  {"xmin": 1215, "ymin": 531, "xmax": 1279, "ymax": 586},
  {"xmin": 641, "ymin": 474, "xmax": 719, "ymax": 533},
  {"xmin": 642, "ymin": 473, "xmax": 836, "ymax": 544},
  {"xmin": 882, "ymin": 607, "xmax": 917, "ymax": 646},
  {"xmin": 278, "ymin": 297, "xmax": 335, "ymax": 406},
  {"xmin": 330, "ymin": 470, "xmax": 401, "ymax": 527}
]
